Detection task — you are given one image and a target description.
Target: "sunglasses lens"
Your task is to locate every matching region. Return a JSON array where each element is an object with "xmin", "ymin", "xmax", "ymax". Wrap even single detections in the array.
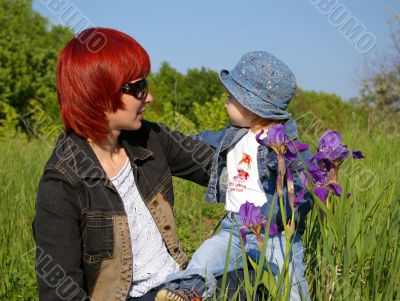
[
  {"xmin": 136, "ymin": 80, "xmax": 148, "ymax": 99},
  {"xmin": 121, "ymin": 79, "xmax": 148, "ymax": 99}
]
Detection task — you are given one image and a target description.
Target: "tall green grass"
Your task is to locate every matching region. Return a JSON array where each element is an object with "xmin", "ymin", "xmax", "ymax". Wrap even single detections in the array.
[
  {"xmin": 0, "ymin": 137, "xmax": 50, "ymax": 300},
  {"xmin": 0, "ymin": 127, "xmax": 399, "ymax": 300},
  {"xmin": 301, "ymin": 130, "xmax": 400, "ymax": 300}
]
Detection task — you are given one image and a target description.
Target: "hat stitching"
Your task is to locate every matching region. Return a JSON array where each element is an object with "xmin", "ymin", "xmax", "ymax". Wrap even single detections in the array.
[{"xmin": 243, "ymin": 59, "xmax": 296, "ymax": 83}]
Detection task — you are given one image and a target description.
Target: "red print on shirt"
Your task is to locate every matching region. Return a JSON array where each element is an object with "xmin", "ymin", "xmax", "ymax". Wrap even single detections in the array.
[{"xmin": 229, "ymin": 153, "xmax": 252, "ymax": 192}]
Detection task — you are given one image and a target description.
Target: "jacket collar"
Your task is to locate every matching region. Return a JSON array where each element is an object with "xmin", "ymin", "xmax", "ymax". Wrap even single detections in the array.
[
  {"xmin": 119, "ymin": 130, "xmax": 153, "ymax": 162},
  {"xmin": 219, "ymin": 126, "xmax": 248, "ymax": 152},
  {"xmin": 58, "ymin": 130, "xmax": 153, "ymax": 181}
]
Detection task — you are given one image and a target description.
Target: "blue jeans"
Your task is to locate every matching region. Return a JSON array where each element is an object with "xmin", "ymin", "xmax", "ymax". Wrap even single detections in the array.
[{"xmin": 166, "ymin": 213, "xmax": 310, "ymax": 300}]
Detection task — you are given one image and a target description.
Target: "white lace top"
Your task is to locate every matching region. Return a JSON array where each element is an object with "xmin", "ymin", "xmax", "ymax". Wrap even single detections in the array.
[{"xmin": 110, "ymin": 158, "xmax": 180, "ymax": 297}]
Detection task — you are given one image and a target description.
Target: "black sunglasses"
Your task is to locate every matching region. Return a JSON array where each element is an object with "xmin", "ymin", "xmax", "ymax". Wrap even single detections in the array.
[{"xmin": 121, "ymin": 79, "xmax": 148, "ymax": 100}]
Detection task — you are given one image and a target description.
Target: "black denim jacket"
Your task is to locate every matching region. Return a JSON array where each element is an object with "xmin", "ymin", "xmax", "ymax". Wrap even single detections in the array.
[{"xmin": 33, "ymin": 121, "xmax": 213, "ymax": 301}]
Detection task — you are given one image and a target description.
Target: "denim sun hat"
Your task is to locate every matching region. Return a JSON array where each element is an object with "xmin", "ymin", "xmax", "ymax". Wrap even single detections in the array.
[{"xmin": 220, "ymin": 51, "xmax": 297, "ymax": 120}]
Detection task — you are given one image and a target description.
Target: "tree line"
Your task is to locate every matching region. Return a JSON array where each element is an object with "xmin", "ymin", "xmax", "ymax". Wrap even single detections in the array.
[{"xmin": 0, "ymin": 0, "xmax": 398, "ymax": 141}]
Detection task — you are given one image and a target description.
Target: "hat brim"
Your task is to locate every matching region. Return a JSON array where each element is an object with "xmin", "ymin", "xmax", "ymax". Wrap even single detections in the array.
[{"xmin": 219, "ymin": 70, "xmax": 291, "ymax": 120}]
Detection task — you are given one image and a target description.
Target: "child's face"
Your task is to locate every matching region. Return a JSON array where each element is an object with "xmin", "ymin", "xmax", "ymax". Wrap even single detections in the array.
[{"xmin": 225, "ymin": 95, "xmax": 256, "ymax": 127}]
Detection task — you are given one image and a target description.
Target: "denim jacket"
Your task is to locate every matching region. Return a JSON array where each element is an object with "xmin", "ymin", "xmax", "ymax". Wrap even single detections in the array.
[{"xmin": 195, "ymin": 119, "xmax": 314, "ymax": 234}]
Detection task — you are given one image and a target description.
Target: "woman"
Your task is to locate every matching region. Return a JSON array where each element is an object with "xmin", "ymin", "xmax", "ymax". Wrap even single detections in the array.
[{"xmin": 33, "ymin": 27, "xmax": 214, "ymax": 300}]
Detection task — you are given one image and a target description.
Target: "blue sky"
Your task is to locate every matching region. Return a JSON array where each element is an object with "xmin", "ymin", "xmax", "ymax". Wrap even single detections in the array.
[{"xmin": 33, "ymin": 0, "xmax": 399, "ymax": 100}]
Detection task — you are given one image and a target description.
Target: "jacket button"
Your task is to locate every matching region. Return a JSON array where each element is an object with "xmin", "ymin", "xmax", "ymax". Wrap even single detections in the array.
[{"xmin": 164, "ymin": 225, "xmax": 171, "ymax": 231}]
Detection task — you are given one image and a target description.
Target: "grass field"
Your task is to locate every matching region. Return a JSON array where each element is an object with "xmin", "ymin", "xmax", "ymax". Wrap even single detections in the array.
[{"xmin": 0, "ymin": 126, "xmax": 399, "ymax": 300}]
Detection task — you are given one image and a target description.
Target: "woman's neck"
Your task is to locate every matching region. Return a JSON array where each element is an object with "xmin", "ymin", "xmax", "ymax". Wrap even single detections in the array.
[{"xmin": 87, "ymin": 129, "xmax": 124, "ymax": 163}]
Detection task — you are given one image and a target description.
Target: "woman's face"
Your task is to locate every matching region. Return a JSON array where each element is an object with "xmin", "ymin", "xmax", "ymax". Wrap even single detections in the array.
[
  {"xmin": 106, "ymin": 79, "xmax": 153, "ymax": 131},
  {"xmin": 225, "ymin": 95, "xmax": 255, "ymax": 127}
]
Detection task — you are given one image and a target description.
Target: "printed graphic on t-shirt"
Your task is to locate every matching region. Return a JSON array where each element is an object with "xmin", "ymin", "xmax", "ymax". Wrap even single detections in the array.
[{"xmin": 229, "ymin": 153, "xmax": 252, "ymax": 192}]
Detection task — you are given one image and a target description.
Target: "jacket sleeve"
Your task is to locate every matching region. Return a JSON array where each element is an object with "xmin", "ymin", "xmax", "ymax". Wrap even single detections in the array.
[
  {"xmin": 158, "ymin": 125, "xmax": 215, "ymax": 186},
  {"xmin": 33, "ymin": 169, "xmax": 88, "ymax": 300},
  {"xmin": 191, "ymin": 128, "xmax": 227, "ymax": 149}
]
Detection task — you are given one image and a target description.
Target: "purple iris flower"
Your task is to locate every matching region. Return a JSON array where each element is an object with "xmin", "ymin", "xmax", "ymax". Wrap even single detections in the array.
[
  {"xmin": 256, "ymin": 125, "xmax": 287, "ymax": 156},
  {"xmin": 308, "ymin": 165, "xmax": 342, "ymax": 203},
  {"xmin": 239, "ymin": 201, "xmax": 266, "ymax": 227},
  {"xmin": 239, "ymin": 202, "xmax": 266, "ymax": 245},
  {"xmin": 287, "ymin": 140, "xmax": 309, "ymax": 160},
  {"xmin": 265, "ymin": 124, "xmax": 288, "ymax": 155},
  {"xmin": 256, "ymin": 125, "xmax": 309, "ymax": 160},
  {"xmin": 305, "ymin": 130, "xmax": 364, "ymax": 204},
  {"xmin": 313, "ymin": 130, "xmax": 364, "ymax": 166},
  {"xmin": 307, "ymin": 164, "xmax": 328, "ymax": 186}
]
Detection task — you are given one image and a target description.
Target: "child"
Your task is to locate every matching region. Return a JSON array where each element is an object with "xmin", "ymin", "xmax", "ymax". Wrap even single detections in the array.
[{"xmin": 156, "ymin": 51, "xmax": 313, "ymax": 301}]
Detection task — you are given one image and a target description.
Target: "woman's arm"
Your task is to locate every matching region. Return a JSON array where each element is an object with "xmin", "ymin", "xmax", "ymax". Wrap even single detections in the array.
[
  {"xmin": 157, "ymin": 125, "xmax": 215, "ymax": 186},
  {"xmin": 33, "ymin": 169, "xmax": 88, "ymax": 300}
]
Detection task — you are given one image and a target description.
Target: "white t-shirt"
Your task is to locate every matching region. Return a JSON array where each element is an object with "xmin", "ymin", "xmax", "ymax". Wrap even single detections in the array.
[{"xmin": 225, "ymin": 129, "xmax": 268, "ymax": 212}]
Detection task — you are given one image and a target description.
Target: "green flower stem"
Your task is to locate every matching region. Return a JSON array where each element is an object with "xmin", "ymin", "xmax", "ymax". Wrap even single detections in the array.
[{"xmin": 277, "ymin": 154, "xmax": 291, "ymax": 300}]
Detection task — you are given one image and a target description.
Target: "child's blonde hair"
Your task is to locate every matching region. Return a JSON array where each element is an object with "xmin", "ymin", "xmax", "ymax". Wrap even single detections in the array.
[{"xmin": 250, "ymin": 115, "xmax": 281, "ymax": 132}]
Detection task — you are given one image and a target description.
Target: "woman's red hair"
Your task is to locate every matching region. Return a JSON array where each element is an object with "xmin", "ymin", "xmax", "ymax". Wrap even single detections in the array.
[{"xmin": 56, "ymin": 27, "xmax": 151, "ymax": 140}]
